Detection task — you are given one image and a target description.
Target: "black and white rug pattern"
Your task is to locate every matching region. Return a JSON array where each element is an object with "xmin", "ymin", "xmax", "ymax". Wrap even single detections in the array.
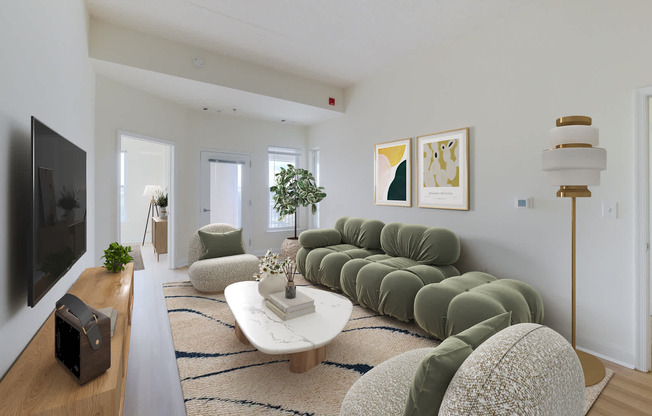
[{"xmin": 163, "ymin": 278, "xmax": 439, "ymax": 415}]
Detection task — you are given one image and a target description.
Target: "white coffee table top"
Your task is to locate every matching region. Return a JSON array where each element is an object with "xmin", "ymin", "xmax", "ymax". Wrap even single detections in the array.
[{"xmin": 224, "ymin": 281, "xmax": 353, "ymax": 355}]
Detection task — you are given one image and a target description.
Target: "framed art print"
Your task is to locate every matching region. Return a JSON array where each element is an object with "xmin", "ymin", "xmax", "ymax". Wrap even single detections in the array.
[
  {"xmin": 417, "ymin": 127, "xmax": 469, "ymax": 210},
  {"xmin": 374, "ymin": 138, "xmax": 411, "ymax": 207}
]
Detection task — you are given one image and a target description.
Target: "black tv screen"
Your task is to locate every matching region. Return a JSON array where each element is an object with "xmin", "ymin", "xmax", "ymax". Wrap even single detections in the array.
[{"xmin": 29, "ymin": 117, "xmax": 86, "ymax": 307}]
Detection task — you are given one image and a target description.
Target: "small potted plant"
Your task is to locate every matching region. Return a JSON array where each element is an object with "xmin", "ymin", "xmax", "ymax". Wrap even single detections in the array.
[
  {"xmin": 101, "ymin": 242, "xmax": 133, "ymax": 273},
  {"xmin": 155, "ymin": 189, "xmax": 168, "ymax": 219},
  {"xmin": 57, "ymin": 186, "xmax": 80, "ymax": 223}
]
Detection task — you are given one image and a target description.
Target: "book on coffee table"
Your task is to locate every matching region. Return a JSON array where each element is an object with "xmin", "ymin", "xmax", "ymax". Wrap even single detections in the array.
[
  {"xmin": 267, "ymin": 290, "xmax": 314, "ymax": 313},
  {"xmin": 265, "ymin": 300, "xmax": 315, "ymax": 320}
]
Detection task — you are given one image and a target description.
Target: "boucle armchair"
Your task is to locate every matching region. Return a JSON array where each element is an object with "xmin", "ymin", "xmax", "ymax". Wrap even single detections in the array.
[
  {"xmin": 187, "ymin": 223, "xmax": 259, "ymax": 292},
  {"xmin": 340, "ymin": 320, "xmax": 584, "ymax": 416}
]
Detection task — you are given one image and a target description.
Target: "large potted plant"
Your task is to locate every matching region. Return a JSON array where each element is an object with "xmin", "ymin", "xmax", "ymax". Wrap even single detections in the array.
[{"xmin": 270, "ymin": 164, "xmax": 326, "ymax": 259}]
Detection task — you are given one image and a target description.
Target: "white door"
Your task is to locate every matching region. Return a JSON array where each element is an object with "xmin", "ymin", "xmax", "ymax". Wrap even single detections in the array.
[{"xmin": 199, "ymin": 151, "xmax": 252, "ymax": 250}]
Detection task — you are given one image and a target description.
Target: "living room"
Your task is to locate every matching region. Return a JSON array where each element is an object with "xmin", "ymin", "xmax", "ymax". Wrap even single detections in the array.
[{"xmin": 1, "ymin": 0, "xmax": 652, "ymax": 414}]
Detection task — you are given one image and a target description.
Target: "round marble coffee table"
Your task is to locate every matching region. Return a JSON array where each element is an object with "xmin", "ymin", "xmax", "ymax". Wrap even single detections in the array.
[{"xmin": 224, "ymin": 281, "xmax": 353, "ymax": 373}]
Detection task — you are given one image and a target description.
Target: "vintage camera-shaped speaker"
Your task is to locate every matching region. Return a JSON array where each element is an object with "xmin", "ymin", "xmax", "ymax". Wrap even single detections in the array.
[{"xmin": 55, "ymin": 294, "xmax": 111, "ymax": 384}]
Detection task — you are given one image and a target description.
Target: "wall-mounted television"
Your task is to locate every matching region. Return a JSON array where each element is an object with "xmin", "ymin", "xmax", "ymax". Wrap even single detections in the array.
[{"xmin": 29, "ymin": 117, "xmax": 86, "ymax": 307}]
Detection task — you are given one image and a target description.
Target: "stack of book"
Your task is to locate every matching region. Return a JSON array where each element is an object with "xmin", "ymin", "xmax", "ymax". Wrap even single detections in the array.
[{"xmin": 265, "ymin": 290, "xmax": 315, "ymax": 320}]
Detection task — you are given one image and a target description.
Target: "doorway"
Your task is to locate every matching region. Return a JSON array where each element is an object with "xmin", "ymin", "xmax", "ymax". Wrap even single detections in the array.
[
  {"xmin": 635, "ymin": 87, "xmax": 652, "ymax": 372},
  {"xmin": 119, "ymin": 133, "xmax": 174, "ymax": 269},
  {"xmin": 199, "ymin": 151, "xmax": 252, "ymax": 251}
]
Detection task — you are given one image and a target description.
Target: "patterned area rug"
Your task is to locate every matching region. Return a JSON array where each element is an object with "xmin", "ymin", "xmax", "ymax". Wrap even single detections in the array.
[
  {"xmin": 163, "ymin": 277, "xmax": 613, "ymax": 415},
  {"xmin": 163, "ymin": 277, "xmax": 438, "ymax": 415}
]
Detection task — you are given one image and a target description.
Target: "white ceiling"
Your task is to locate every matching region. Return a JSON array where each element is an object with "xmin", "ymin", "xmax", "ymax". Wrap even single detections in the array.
[{"xmin": 87, "ymin": 0, "xmax": 536, "ymax": 124}]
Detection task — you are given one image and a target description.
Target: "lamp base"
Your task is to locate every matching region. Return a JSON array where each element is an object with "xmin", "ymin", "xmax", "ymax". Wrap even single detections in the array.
[{"xmin": 576, "ymin": 349, "xmax": 606, "ymax": 386}]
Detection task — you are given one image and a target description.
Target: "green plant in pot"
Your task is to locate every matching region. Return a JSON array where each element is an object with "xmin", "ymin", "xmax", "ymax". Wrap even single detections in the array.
[
  {"xmin": 270, "ymin": 164, "xmax": 326, "ymax": 239},
  {"xmin": 101, "ymin": 242, "xmax": 133, "ymax": 273},
  {"xmin": 155, "ymin": 190, "xmax": 168, "ymax": 218}
]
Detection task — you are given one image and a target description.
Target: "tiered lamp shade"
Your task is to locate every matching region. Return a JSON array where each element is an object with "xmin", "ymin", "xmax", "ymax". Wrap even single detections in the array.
[{"xmin": 542, "ymin": 116, "xmax": 606, "ymax": 193}]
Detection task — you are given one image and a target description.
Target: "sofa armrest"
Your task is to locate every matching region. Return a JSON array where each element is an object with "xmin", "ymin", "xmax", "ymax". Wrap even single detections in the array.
[{"xmin": 298, "ymin": 228, "xmax": 342, "ymax": 248}]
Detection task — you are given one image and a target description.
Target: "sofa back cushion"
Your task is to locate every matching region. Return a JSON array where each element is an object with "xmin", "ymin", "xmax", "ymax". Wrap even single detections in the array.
[
  {"xmin": 403, "ymin": 312, "xmax": 511, "ymax": 416},
  {"xmin": 334, "ymin": 217, "xmax": 384, "ymax": 249},
  {"xmin": 381, "ymin": 223, "xmax": 460, "ymax": 265}
]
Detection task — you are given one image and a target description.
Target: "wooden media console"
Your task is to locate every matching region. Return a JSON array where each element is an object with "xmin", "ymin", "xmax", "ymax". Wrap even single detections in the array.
[{"xmin": 0, "ymin": 263, "xmax": 134, "ymax": 416}]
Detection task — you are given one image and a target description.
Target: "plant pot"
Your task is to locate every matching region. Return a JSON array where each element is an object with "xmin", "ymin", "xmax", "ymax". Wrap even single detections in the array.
[
  {"xmin": 257, "ymin": 272, "xmax": 286, "ymax": 299},
  {"xmin": 159, "ymin": 207, "xmax": 168, "ymax": 219},
  {"xmin": 281, "ymin": 237, "xmax": 301, "ymax": 262}
]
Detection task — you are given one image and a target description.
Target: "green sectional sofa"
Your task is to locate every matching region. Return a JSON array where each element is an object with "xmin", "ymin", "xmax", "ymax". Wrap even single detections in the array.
[{"xmin": 297, "ymin": 217, "xmax": 544, "ymax": 339}]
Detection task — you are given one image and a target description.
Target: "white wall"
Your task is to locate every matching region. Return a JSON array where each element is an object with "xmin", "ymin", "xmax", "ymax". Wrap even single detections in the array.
[
  {"xmin": 309, "ymin": 0, "xmax": 652, "ymax": 367},
  {"xmin": 0, "ymin": 2, "xmax": 95, "ymax": 377},
  {"xmin": 120, "ymin": 136, "xmax": 170, "ymax": 244},
  {"xmin": 95, "ymin": 75, "xmax": 308, "ymax": 267}
]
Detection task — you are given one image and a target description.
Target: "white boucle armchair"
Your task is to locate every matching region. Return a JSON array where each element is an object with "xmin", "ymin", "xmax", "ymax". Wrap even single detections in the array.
[{"xmin": 187, "ymin": 223, "xmax": 259, "ymax": 292}]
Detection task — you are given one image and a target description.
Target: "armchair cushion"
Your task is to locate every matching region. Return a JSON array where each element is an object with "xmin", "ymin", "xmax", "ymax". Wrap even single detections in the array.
[{"xmin": 198, "ymin": 228, "xmax": 245, "ymax": 260}]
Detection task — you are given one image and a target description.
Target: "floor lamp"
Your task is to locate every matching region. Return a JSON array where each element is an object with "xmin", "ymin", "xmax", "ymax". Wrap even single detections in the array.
[
  {"xmin": 542, "ymin": 115, "xmax": 607, "ymax": 386},
  {"xmin": 142, "ymin": 185, "xmax": 162, "ymax": 246}
]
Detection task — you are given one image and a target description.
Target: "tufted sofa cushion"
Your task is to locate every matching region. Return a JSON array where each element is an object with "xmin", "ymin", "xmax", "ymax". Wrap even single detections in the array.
[
  {"xmin": 297, "ymin": 217, "xmax": 385, "ymax": 288},
  {"xmin": 339, "ymin": 222, "xmax": 461, "ymax": 322},
  {"xmin": 414, "ymin": 271, "xmax": 544, "ymax": 340},
  {"xmin": 438, "ymin": 323, "xmax": 585, "ymax": 415}
]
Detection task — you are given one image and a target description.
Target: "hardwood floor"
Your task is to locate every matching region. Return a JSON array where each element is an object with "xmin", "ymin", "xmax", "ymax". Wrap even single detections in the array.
[
  {"xmin": 123, "ymin": 246, "xmax": 652, "ymax": 416},
  {"xmin": 588, "ymin": 360, "xmax": 652, "ymax": 415},
  {"xmin": 123, "ymin": 244, "xmax": 187, "ymax": 416}
]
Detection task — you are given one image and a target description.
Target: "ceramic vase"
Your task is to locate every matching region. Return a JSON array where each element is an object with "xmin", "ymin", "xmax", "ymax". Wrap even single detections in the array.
[{"xmin": 257, "ymin": 272, "xmax": 286, "ymax": 299}]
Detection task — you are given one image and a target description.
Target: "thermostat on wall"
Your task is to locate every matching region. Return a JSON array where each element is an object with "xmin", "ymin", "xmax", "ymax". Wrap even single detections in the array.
[{"xmin": 514, "ymin": 198, "xmax": 530, "ymax": 208}]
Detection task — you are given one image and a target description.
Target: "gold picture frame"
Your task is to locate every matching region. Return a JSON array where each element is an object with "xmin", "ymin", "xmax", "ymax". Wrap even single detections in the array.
[
  {"xmin": 417, "ymin": 127, "xmax": 469, "ymax": 210},
  {"xmin": 374, "ymin": 138, "xmax": 411, "ymax": 207}
]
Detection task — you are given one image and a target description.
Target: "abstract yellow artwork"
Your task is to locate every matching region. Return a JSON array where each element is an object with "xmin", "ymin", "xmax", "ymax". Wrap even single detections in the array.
[
  {"xmin": 374, "ymin": 138, "xmax": 411, "ymax": 207},
  {"xmin": 417, "ymin": 128, "xmax": 469, "ymax": 210}
]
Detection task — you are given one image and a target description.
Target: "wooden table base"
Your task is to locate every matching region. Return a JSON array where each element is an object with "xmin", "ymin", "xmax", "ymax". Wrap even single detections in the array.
[{"xmin": 234, "ymin": 321, "xmax": 326, "ymax": 373}]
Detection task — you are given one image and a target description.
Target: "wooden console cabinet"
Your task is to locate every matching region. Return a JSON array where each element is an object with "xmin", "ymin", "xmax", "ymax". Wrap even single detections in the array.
[
  {"xmin": 152, "ymin": 216, "xmax": 168, "ymax": 262},
  {"xmin": 0, "ymin": 263, "xmax": 134, "ymax": 416}
]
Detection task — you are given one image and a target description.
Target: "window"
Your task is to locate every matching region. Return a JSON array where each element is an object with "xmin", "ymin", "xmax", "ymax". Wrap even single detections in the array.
[
  {"xmin": 310, "ymin": 148, "xmax": 321, "ymax": 229},
  {"xmin": 268, "ymin": 146, "xmax": 301, "ymax": 230}
]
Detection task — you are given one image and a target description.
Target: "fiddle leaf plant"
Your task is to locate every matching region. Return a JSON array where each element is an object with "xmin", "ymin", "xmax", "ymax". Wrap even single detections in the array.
[
  {"xmin": 270, "ymin": 164, "xmax": 326, "ymax": 239},
  {"xmin": 101, "ymin": 242, "xmax": 133, "ymax": 273}
]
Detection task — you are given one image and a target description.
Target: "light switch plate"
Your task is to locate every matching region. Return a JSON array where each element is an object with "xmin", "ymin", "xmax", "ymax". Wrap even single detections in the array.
[
  {"xmin": 602, "ymin": 202, "xmax": 617, "ymax": 219},
  {"xmin": 514, "ymin": 198, "xmax": 530, "ymax": 208}
]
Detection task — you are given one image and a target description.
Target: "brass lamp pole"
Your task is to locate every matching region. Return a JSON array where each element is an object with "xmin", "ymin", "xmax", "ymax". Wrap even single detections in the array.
[{"xmin": 543, "ymin": 116, "xmax": 606, "ymax": 387}]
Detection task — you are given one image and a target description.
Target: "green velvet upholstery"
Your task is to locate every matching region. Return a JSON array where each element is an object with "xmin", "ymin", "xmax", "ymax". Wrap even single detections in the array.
[
  {"xmin": 414, "ymin": 271, "xmax": 544, "ymax": 340},
  {"xmin": 197, "ymin": 228, "xmax": 245, "ymax": 260},
  {"xmin": 341, "ymin": 222, "xmax": 461, "ymax": 322},
  {"xmin": 403, "ymin": 312, "xmax": 511, "ymax": 416},
  {"xmin": 296, "ymin": 217, "xmax": 385, "ymax": 286}
]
